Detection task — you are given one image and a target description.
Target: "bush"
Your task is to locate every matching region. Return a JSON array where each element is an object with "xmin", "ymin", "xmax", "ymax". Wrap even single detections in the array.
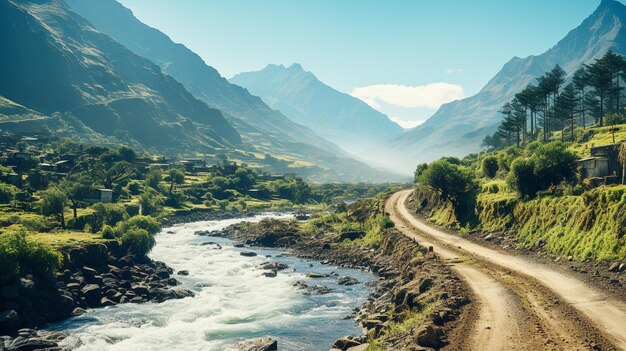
[
  {"xmin": 125, "ymin": 180, "xmax": 142, "ymax": 195},
  {"xmin": 506, "ymin": 158, "xmax": 536, "ymax": 198},
  {"xmin": 531, "ymin": 142, "xmax": 577, "ymax": 191},
  {"xmin": 120, "ymin": 228, "xmax": 155, "ymax": 257},
  {"xmin": 0, "ymin": 231, "xmax": 61, "ymax": 284},
  {"xmin": 139, "ymin": 188, "xmax": 163, "ymax": 215},
  {"xmin": 89, "ymin": 203, "xmax": 128, "ymax": 233},
  {"xmin": 418, "ymin": 160, "xmax": 475, "ymax": 203},
  {"xmin": 0, "ymin": 183, "xmax": 18, "ymax": 204},
  {"xmin": 481, "ymin": 156, "xmax": 499, "ymax": 178},
  {"xmin": 144, "ymin": 168, "xmax": 162, "ymax": 191},
  {"xmin": 122, "ymin": 215, "xmax": 161, "ymax": 236}
]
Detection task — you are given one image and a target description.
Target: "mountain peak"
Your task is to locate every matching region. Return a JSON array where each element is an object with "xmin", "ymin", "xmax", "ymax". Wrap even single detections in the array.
[
  {"xmin": 288, "ymin": 63, "xmax": 304, "ymax": 71},
  {"xmin": 596, "ymin": 0, "xmax": 626, "ymax": 14}
]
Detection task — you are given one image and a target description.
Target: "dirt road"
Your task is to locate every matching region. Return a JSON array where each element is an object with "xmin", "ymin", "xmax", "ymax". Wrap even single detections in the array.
[{"xmin": 387, "ymin": 189, "xmax": 626, "ymax": 350}]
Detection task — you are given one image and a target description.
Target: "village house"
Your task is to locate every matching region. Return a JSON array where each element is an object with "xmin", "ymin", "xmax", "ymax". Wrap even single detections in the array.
[
  {"xmin": 578, "ymin": 142, "xmax": 623, "ymax": 184},
  {"xmin": 180, "ymin": 158, "xmax": 207, "ymax": 172}
]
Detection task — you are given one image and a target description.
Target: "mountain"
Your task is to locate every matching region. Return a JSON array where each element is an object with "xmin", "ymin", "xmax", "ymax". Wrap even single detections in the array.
[
  {"xmin": 62, "ymin": 0, "xmax": 401, "ymax": 182},
  {"xmin": 0, "ymin": 0, "xmax": 241, "ymax": 153},
  {"xmin": 230, "ymin": 64, "xmax": 403, "ymax": 156},
  {"xmin": 382, "ymin": 0, "xmax": 626, "ymax": 173}
]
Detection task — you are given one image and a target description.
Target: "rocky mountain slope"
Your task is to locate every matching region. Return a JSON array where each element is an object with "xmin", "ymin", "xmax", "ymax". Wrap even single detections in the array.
[
  {"xmin": 63, "ymin": 0, "xmax": 402, "ymax": 182},
  {"xmin": 0, "ymin": 0, "xmax": 241, "ymax": 152},
  {"xmin": 382, "ymin": 0, "xmax": 626, "ymax": 173},
  {"xmin": 230, "ymin": 64, "xmax": 403, "ymax": 156}
]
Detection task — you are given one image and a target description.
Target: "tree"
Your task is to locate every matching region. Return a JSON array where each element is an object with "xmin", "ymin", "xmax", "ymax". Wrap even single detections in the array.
[
  {"xmin": 553, "ymin": 84, "xmax": 577, "ymax": 141},
  {"xmin": 572, "ymin": 66, "xmax": 589, "ymax": 128},
  {"xmin": 418, "ymin": 160, "xmax": 475, "ymax": 204},
  {"xmin": 144, "ymin": 168, "xmax": 162, "ymax": 190},
  {"xmin": 59, "ymin": 179, "xmax": 89, "ymax": 219},
  {"xmin": 587, "ymin": 55, "xmax": 614, "ymax": 126},
  {"xmin": 620, "ymin": 143, "xmax": 626, "ymax": 185},
  {"xmin": 506, "ymin": 158, "xmax": 537, "ymax": 198},
  {"xmin": 481, "ymin": 156, "xmax": 499, "ymax": 178},
  {"xmin": 166, "ymin": 168, "xmax": 185, "ymax": 196},
  {"xmin": 414, "ymin": 163, "xmax": 429, "ymax": 183},
  {"xmin": 40, "ymin": 188, "xmax": 68, "ymax": 228}
]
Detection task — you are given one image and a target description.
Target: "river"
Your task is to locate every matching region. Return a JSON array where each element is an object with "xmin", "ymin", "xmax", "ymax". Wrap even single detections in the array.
[{"xmin": 48, "ymin": 214, "xmax": 374, "ymax": 351}]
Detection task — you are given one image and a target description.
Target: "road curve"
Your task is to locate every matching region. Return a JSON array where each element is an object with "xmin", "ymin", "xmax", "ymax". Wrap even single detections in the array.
[
  {"xmin": 388, "ymin": 191, "xmax": 530, "ymax": 350},
  {"xmin": 388, "ymin": 189, "xmax": 626, "ymax": 349}
]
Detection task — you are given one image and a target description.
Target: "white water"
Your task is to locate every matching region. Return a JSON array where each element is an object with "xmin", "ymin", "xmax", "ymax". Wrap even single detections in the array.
[{"xmin": 50, "ymin": 214, "xmax": 374, "ymax": 351}]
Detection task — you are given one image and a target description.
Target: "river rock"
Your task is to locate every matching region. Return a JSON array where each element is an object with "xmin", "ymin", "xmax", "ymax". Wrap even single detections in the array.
[
  {"xmin": 235, "ymin": 337, "xmax": 277, "ymax": 351},
  {"xmin": 332, "ymin": 337, "xmax": 360, "ymax": 350},
  {"xmin": 177, "ymin": 270, "xmax": 189, "ymax": 276},
  {"xmin": 306, "ymin": 272, "xmax": 326, "ymax": 278},
  {"xmin": 71, "ymin": 308, "xmax": 86, "ymax": 317},
  {"xmin": 262, "ymin": 272, "xmax": 277, "ymax": 278},
  {"xmin": 7, "ymin": 336, "xmax": 57, "ymax": 351},
  {"xmin": 81, "ymin": 284, "xmax": 102, "ymax": 307},
  {"xmin": 347, "ymin": 344, "xmax": 369, "ymax": 351},
  {"xmin": 338, "ymin": 276, "xmax": 359, "ymax": 286},
  {"xmin": 259, "ymin": 262, "xmax": 289, "ymax": 271},
  {"xmin": 240, "ymin": 251, "xmax": 258, "ymax": 257}
]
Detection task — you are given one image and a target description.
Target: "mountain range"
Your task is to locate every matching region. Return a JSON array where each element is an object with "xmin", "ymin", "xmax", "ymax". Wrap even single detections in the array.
[
  {"xmin": 379, "ymin": 0, "xmax": 626, "ymax": 173},
  {"xmin": 62, "ymin": 0, "xmax": 406, "ymax": 182},
  {"xmin": 0, "ymin": 0, "xmax": 404, "ymax": 182},
  {"xmin": 230, "ymin": 64, "xmax": 403, "ymax": 158}
]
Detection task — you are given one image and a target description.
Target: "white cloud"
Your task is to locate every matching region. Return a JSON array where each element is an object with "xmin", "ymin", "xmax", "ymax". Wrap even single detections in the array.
[
  {"xmin": 389, "ymin": 116, "xmax": 425, "ymax": 129},
  {"xmin": 351, "ymin": 83, "xmax": 465, "ymax": 110}
]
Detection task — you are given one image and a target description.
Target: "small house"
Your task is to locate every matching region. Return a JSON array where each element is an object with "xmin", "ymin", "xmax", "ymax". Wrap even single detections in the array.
[
  {"xmin": 84, "ymin": 189, "xmax": 113, "ymax": 203},
  {"xmin": 53, "ymin": 160, "xmax": 73, "ymax": 173},
  {"xmin": 180, "ymin": 158, "xmax": 207, "ymax": 172},
  {"xmin": 578, "ymin": 142, "xmax": 623, "ymax": 183}
]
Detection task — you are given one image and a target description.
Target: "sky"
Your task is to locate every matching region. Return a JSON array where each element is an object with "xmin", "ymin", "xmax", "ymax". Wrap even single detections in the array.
[{"xmin": 117, "ymin": 0, "xmax": 615, "ymax": 129}]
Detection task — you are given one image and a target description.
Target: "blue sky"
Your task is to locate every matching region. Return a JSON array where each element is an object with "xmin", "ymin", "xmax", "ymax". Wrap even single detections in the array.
[{"xmin": 118, "ymin": 0, "xmax": 615, "ymax": 128}]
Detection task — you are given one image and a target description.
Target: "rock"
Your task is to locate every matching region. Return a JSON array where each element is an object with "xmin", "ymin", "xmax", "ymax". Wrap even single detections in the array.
[
  {"xmin": 100, "ymin": 297, "xmax": 116, "ymax": 307},
  {"xmin": 132, "ymin": 284, "xmax": 150, "ymax": 296},
  {"xmin": 71, "ymin": 308, "xmax": 87, "ymax": 317},
  {"xmin": 415, "ymin": 323, "xmax": 446, "ymax": 348},
  {"xmin": 322, "ymin": 243, "xmax": 332, "ymax": 250},
  {"xmin": 484, "ymin": 233, "xmax": 494, "ymax": 241},
  {"xmin": 347, "ymin": 344, "xmax": 369, "ymax": 351},
  {"xmin": 82, "ymin": 266, "xmax": 98, "ymax": 277},
  {"xmin": 338, "ymin": 276, "xmax": 359, "ymax": 286},
  {"xmin": 0, "ymin": 310, "xmax": 19, "ymax": 331},
  {"xmin": 609, "ymin": 262, "xmax": 621, "ymax": 272},
  {"xmin": 235, "ymin": 337, "xmax": 277, "ymax": 351},
  {"xmin": 177, "ymin": 270, "xmax": 189, "ymax": 276},
  {"xmin": 8, "ymin": 336, "xmax": 57, "ymax": 351},
  {"xmin": 332, "ymin": 337, "xmax": 360, "ymax": 350},
  {"xmin": 240, "ymin": 251, "xmax": 258, "ymax": 257},
  {"xmin": 419, "ymin": 278, "xmax": 434, "ymax": 294},
  {"xmin": 620, "ymin": 263, "xmax": 626, "ymax": 272},
  {"xmin": 262, "ymin": 272, "xmax": 277, "ymax": 278},
  {"xmin": 307, "ymin": 273, "xmax": 326, "ymax": 278},
  {"xmin": 80, "ymin": 284, "xmax": 102, "ymax": 307},
  {"xmin": 259, "ymin": 262, "xmax": 289, "ymax": 271}
]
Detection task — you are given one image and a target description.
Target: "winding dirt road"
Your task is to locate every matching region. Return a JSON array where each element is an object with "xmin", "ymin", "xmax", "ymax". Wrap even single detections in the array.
[{"xmin": 387, "ymin": 189, "xmax": 626, "ymax": 350}]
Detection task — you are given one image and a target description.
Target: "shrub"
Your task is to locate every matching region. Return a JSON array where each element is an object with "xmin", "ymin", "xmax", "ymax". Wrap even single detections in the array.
[
  {"xmin": 139, "ymin": 188, "xmax": 163, "ymax": 216},
  {"xmin": 89, "ymin": 203, "xmax": 128, "ymax": 233},
  {"xmin": 120, "ymin": 228, "xmax": 155, "ymax": 257},
  {"xmin": 39, "ymin": 188, "xmax": 68, "ymax": 227},
  {"xmin": 418, "ymin": 160, "xmax": 475, "ymax": 203},
  {"xmin": 531, "ymin": 142, "xmax": 577, "ymax": 191},
  {"xmin": 126, "ymin": 180, "xmax": 142, "ymax": 195},
  {"xmin": 144, "ymin": 168, "xmax": 162, "ymax": 191},
  {"xmin": 122, "ymin": 215, "xmax": 161, "ymax": 236},
  {"xmin": 481, "ymin": 156, "xmax": 499, "ymax": 178},
  {"xmin": 0, "ymin": 183, "xmax": 18, "ymax": 204},
  {"xmin": 0, "ymin": 231, "xmax": 61, "ymax": 285},
  {"xmin": 506, "ymin": 158, "xmax": 536, "ymax": 198}
]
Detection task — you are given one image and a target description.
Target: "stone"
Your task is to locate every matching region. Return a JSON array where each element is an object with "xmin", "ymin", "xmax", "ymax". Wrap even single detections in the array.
[
  {"xmin": 347, "ymin": 344, "xmax": 369, "ymax": 351},
  {"xmin": 100, "ymin": 297, "xmax": 116, "ymax": 307},
  {"xmin": 338, "ymin": 276, "xmax": 359, "ymax": 286},
  {"xmin": 131, "ymin": 284, "xmax": 149, "ymax": 296},
  {"xmin": 332, "ymin": 337, "xmax": 360, "ymax": 350},
  {"xmin": 240, "ymin": 251, "xmax": 258, "ymax": 257},
  {"xmin": 609, "ymin": 262, "xmax": 621, "ymax": 272},
  {"xmin": 307, "ymin": 273, "xmax": 326, "ymax": 278},
  {"xmin": 259, "ymin": 262, "xmax": 289, "ymax": 271},
  {"xmin": 80, "ymin": 284, "xmax": 102, "ymax": 307},
  {"xmin": 620, "ymin": 263, "xmax": 626, "ymax": 272},
  {"xmin": 415, "ymin": 323, "xmax": 446, "ymax": 348},
  {"xmin": 419, "ymin": 278, "xmax": 434, "ymax": 294},
  {"xmin": 8, "ymin": 336, "xmax": 57, "ymax": 351},
  {"xmin": 82, "ymin": 266, "xmax": 98, "ymax": 277},
  {"xmin": 177, "ymin": 270, "xmax": 189, "ymax": 276},
  {"xmin": 71, "ymin": 308, "xmax": 87, "ymax": 317},
  {"xmin": 262, "ymin": 272, "xmax": 277, "ymax": 278},
  {"xmin": 234, "ymin": 337, "xmax": 277, "ymax": 351}
]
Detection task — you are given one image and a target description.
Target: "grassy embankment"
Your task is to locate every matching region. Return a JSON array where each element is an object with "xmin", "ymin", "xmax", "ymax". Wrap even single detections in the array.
[{"xmin": 416, "ymin": 124, "xmax": 626, "ymax": 261}]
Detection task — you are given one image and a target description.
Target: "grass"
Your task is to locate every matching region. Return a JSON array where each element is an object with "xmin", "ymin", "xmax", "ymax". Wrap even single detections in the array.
[{"xmin": 28, "ymin": 230, "xmax": 109, "ymax": 248}]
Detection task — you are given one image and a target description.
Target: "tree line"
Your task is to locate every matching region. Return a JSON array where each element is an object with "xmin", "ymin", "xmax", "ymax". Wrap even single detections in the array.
[{"xmin": 483, "ymin": 51, "xmax": 626, "ymax": 150}]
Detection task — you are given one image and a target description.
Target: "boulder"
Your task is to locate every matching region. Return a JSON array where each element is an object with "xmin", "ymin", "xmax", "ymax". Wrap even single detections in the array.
[
  {"xmin": 332, "ymin": 337, "xmax": 360, "ymax": 350},
  {"xmin": 262, "ymin": 272, "xmax": 277, "ymax": 278},
  {"xmin": 347, "ymin": 344, "xmax": 369, "ymax": 351},
  {"xmin": 100, "ymin": 298, "xmax": 116, "ymax": 307},
  {"xmin": 338, "ymin": 276, "xmax": 359, "ymax": 286},
  {"xmin": 307, "ymin": 273, "xmax": 326, "ymax": 278},
  {"xmin": 7, "ymin": 336, "xmax": 57, "ymax": 351},
  {"xmin": 259, "ymin": 262, "xmax": 289, "ymax": 271},
  {"xmin": 235, "ymin": 337, "xmax": 277, "ymax": 351},
  {"xmin": 240, "ymin": 251, "xmax": 258, "ymax": 257},
  {"xmin": 71, "ymin": 308, "xmax": 87, "ymax": 317},
  {"xmin": 131, "ymin": 284, "xmax": 149, "ymax": 296},
  {"xmin": 177, "ymin": 270, "xmax": 189, "ymax": 276},
  {"xmin": 80, "ymin": 284, "xmax": 102, "ymax": 307},
  {"xmin": 415, "ymin": 323, "xmax": 446, "ymax": 348}
]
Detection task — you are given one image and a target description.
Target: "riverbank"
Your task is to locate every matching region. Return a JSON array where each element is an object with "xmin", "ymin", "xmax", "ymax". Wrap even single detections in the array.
[{"xmin": 212, "ymin": 211, "xmax": 470, "ymax": 350}]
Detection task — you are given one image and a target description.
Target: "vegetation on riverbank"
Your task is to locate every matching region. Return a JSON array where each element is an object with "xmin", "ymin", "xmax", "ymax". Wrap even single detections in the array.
[{"xmin": 414, "ymin": 123, "xmax": 626, "ymax": 261}]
